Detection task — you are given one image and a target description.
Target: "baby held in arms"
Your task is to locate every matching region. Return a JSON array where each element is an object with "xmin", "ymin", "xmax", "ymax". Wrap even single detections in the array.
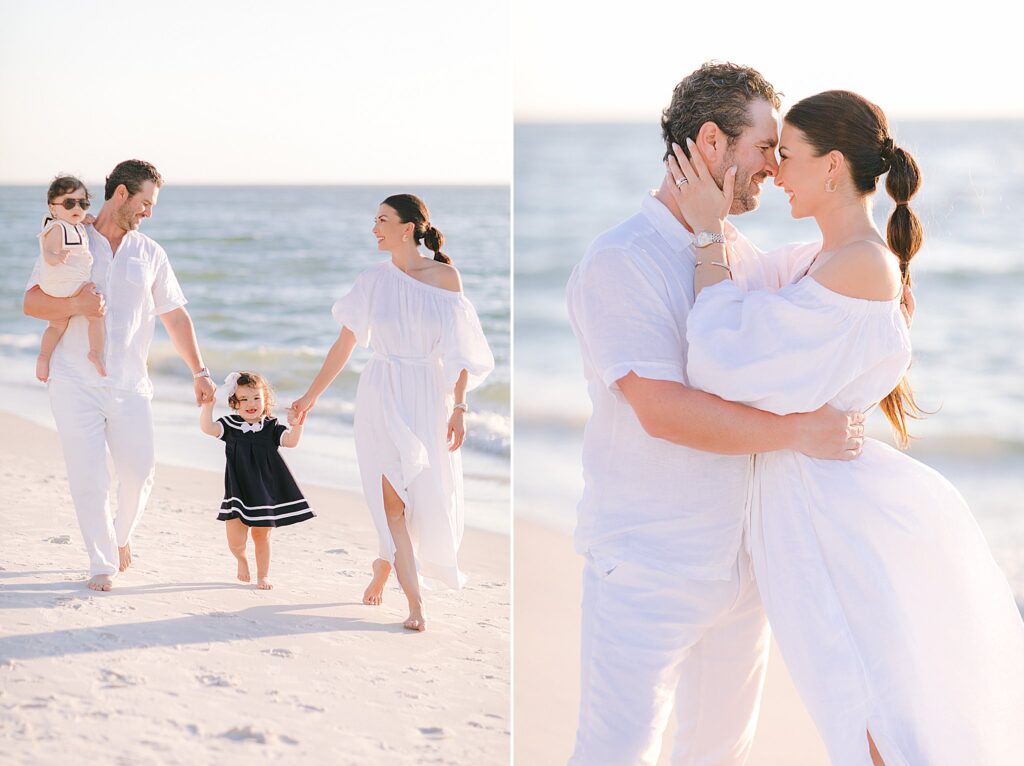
[{"xmin": 34, "ymin": 175, "xmax": 105, "ymax": 382}]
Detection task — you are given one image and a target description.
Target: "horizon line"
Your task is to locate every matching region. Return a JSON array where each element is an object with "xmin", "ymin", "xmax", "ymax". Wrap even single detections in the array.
[
  {"xmin": 514, "ymin": 114, "xmax": 1024, "ymax": 125},
  {"xmin": 0, "ymin": 180, "xmax": 511, "ymax": 188}
]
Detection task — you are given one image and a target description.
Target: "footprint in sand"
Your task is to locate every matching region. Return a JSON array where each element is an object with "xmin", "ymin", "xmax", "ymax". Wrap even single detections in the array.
[
  {"xmin": 99, "ymin": 668, "xmax": 142, "ymax": 687},
  {"xmin": 418, "ymin": 726, "xmax": 453, "ymax": 740},
  {"xmin": 197, "ymin": 673, "xmax": 238, "ymax": 688},
  {"xmin": 325, "ymin": 548, "xmax": 348, "ymax": 555},
  {"xmin": 262, "ymin": 648, "xmax": 294, "ymax": 659},
  {"xmin": 220, "ymin": 725, "xmax": 268, "ymax": 744},
  {"xmin": 46, "ymin": 535, "xmax": 71, "ymax": 545}
]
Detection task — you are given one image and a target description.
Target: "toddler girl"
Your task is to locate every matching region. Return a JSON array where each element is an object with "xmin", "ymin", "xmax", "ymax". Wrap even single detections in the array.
[{"xmin": 199, "ymin": 371, "xmax": 314, "ymax": 589}]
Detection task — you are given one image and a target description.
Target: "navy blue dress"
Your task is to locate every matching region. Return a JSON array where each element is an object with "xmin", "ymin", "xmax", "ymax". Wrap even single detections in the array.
[{"xmin": 216, "ymin": 415, "xmax": 314, "ymax": 528}]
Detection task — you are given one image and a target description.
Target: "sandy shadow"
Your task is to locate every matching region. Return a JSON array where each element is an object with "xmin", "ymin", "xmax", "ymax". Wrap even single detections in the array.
[
  {"xmin": 0, "ymin": 601, "xmax": 408, "ymax": 661},
  {"xmin": 0, "ymin": 578, "xmax": 249, "ymax": 607}
]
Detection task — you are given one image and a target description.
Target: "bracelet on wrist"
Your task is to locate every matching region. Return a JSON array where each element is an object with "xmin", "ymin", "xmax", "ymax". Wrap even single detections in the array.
[
  {"xmin": 694, "ymin": 260, "xmax": 733, "ymax": 275},
  {"xmin": 453, "ymin": 402, "xmax": 468, "ymax": 413}
]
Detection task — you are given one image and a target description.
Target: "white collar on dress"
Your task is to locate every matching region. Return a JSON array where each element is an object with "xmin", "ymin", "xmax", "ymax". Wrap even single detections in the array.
[{"xmin": 223, "ymin": 415, "xmax": 269, "ymax": 433}]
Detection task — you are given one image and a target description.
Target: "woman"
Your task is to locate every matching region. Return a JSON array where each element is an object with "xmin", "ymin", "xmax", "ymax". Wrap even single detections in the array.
[
  {"xmin": 667, "ymin": 91, "xmax": 1024, "ymax": 765},
  {"xmin": 292, "ymin": 194, "xmax": 493, "ymax": 632}
]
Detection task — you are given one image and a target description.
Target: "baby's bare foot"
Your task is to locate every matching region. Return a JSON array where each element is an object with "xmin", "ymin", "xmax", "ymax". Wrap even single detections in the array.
[
  {"xmin": 88, "ymin": 350, "xmax": 106, "ymax": 377},
  {"xmin": 257, "ymin": 577, "xmax": 273, "ymax": 590},
  {"xmin": 362, "ymin": 558, "xmax": 392, "ymax": 605},
  {"xmin": 87, "ymin": 574, "xmax": 113, "ymax": 592},
  {"xmin": 236, "ymin": 558, "xmax": 251, "ymax": 582},
  {"xmin": 36, "ymin": 354, "xmax": 50, "ymax": 383}
]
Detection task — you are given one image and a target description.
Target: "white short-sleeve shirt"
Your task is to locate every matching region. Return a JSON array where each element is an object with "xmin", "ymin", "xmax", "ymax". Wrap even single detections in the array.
[
  {"xmin": 26, "ymin": 225, "xmax": 187, "ymax": 397},
  {"xmin": 566, "ymin": 194, "xmax": 815, "ymax": 579}
]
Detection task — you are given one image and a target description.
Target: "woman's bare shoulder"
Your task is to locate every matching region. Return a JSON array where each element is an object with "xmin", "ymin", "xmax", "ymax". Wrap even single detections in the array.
[{"xmin": 812, "ymin": 240, "xmax": 902, "ymax": 301}]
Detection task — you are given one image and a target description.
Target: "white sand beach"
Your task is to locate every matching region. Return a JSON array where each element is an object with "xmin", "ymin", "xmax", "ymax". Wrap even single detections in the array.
[
  {"xmin": 514, "ymin": 520, "xmax": 830, "ymax": 766},
  {"xmin": 0, "ymin": 415, "xmax": 510, "ymax": 766}
]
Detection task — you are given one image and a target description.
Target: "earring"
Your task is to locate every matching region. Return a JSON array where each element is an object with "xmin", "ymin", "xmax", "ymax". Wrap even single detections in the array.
[
  {"xmin": 824, "ymin": 178, "xmax": 837, "ymax": 193},
  {"xmin": 402, "ymin": 235, "xmax": 408, "ymax": 242}
]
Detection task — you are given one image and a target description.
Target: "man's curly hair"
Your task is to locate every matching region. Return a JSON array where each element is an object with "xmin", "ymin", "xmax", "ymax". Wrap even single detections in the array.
[{"xmin": 661, "ymin": 61, "xmax": 782, "ymax": 160}]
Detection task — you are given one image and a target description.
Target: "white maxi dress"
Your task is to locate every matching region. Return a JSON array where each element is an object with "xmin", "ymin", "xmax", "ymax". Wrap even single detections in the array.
[
  {"xmin": 332, "ymin": 260, "xmax": 494, "ymax": 589},
  {"xmin": 686, "ymin": 275, "xmax": 1024, "ymax": 766}
]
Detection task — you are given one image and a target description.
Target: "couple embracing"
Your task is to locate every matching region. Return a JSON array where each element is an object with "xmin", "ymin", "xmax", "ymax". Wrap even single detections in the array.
[{"xmin": 566, "ymin": 62, "xmax": 1024, "ymax": 765}]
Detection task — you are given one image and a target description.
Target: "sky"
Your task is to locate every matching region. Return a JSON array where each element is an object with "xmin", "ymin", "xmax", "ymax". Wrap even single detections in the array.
[
  {"xmin": 0, "ymin": 1, "xmax": 511, "ymax": 185},
  {"xmin": 513, "ymin": 0, "xmax": 1024, "ymax": 122}
]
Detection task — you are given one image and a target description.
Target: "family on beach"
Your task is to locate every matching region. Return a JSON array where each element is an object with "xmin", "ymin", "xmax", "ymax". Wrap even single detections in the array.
[
  {"xmin": 566, "ymin": 63, "xmax": 1024, "ymax": 765},
  {"xmin": 24, "ymin": 162, "xmax": 493, "ymax": 633}
]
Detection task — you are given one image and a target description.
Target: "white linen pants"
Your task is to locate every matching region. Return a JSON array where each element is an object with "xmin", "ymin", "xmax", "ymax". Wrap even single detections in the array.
[
  {"xmin": 48, "ymin": 380, "xmax": 156, "ymax": 577},
  {"xmin": 569, "ymin": 548, "xmax": 769, "ymax": 766}
]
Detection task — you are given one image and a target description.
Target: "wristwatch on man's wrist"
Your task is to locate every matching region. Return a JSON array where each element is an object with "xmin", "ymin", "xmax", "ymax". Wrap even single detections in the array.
[
  {"xmin": 193, "ymin": 367, "xmax": 211, "ymax": 380},
  {"xmin": 694, "ymin": 230, "xmax": 727, "ymax": 248}
]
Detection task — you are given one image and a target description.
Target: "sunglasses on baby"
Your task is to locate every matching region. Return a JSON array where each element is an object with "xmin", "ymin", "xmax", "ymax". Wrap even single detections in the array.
[{"xmin": 53, "ymin": 198, "xmax": 91, "ymax": 210}]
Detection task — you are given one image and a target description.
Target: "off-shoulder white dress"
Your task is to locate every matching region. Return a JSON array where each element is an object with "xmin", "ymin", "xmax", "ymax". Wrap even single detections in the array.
[
  {"xmin": 686, "ymin": 276, "xmax": 1024, "ymax": 766},
  {"xmin": 332, "ymin": 260, "xmax": 494, "ymax": 589}
]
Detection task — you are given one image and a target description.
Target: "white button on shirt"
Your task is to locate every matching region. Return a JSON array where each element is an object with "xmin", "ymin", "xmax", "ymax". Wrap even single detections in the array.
[
  {"xmin": 566, "ymin": 194, "xmax": 817, "ymax": 580},
  {"xmin": 27, "ymin": 225, "xmax": 187, "ymax": 397}
]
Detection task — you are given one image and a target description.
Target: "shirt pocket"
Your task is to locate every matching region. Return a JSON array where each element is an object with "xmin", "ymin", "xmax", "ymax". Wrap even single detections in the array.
[{"xmin": 124, "ymin": 257, "xmax": 149, "ymax": 287}]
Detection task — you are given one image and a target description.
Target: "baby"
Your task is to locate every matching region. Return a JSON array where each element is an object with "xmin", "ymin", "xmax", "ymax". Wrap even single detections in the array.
[{"xmin": 35, "ymin": 175, "xmax": 105, "ymax": 382}]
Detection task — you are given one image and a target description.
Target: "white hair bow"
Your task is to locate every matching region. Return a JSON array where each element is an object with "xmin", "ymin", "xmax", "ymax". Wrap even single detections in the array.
[{"xmin": 223, "ymin": 372, "xmax": 242, "ymax": 400}]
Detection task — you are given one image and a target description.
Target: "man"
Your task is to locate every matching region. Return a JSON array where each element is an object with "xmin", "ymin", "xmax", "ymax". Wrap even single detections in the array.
[
  {"xmin": 24, "ymin": 160, "xmax": 215, "ymax": 592},
  {"xmin": 564, "ymin": 63, "xmax": 868, "ymax": 765}
]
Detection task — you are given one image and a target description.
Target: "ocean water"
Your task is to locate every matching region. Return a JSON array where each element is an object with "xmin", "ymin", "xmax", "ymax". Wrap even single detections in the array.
[
  {"xmin": 514, "ymin": 121, "xmax": 1024, "ymax": 600},
  {"xmin": 0, "ymin": 185, "xmax": 510, "ymax": 533}
]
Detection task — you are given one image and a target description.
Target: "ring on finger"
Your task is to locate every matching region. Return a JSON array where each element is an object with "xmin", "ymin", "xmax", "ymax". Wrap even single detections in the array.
[{"xmin": 675, "ymin": 177, "xmax": 688, "ymax": 188}]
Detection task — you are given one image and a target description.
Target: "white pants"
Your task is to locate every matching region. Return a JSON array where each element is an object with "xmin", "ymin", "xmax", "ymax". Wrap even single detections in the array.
[
  {"xmin": 569, "ymin": 548, "xmax": 770, "ymax": 766},
  {"xmin": 48, "ymin": 380, "xmax": 156, "ymax": 577}
]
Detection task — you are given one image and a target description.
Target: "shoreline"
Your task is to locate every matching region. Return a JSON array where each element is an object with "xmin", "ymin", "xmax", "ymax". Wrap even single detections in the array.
[
  {"xmin": 0, "ymin": 353, "xmax": 510, "ymax": 536},
  {"xmin": 0, "ymin": 414, "xmax": 510, "ymax": 765}
]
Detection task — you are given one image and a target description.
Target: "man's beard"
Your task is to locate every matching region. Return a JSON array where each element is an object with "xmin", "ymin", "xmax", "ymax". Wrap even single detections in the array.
[
  {"xmin": 114, "ymin": 203, "xmax": 140, "ymax": 231},
  {"xmin": 721, "ymin": 148, "xmax": 762, "ymax": 215}
]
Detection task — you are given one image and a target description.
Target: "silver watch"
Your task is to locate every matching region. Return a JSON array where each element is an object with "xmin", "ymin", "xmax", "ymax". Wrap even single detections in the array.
[
  {"xmin": 193, "ymin": 367, "xmax": 211, "ymax": 380},
  {"xmin": 694, "ymin": 230, "xmax": 727, "ymax": 248}
]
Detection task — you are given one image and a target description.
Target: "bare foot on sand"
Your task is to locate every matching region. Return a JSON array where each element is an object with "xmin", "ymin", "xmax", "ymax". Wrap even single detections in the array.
[
  {"xmin": 362, "ymin": 558, "xmax": 392, "ymax": 605},
  {"xmin": 403, "ymin": 608, "xmax": 426, "ymax": 632},
  {"xmin": 257, "ymin": 577, "xmax": 273, "ymax": 590},
  {"xmin": 236, "ymin": 558, "xmax": 251, "ymax": 583},
  {"xmin": 87, "ymin": 574, "xmax": 113, "ymax": 591},
  {"xmin": 118, "ymin": 543, "xmax": 132, "ymax": 572},
  {"xmin": 88, "ymin": 350, "xmax": 106, "ymax": 377},
  {"xmin": 36, "ymin": 354, "xmax": 50, "ymax": 383}
]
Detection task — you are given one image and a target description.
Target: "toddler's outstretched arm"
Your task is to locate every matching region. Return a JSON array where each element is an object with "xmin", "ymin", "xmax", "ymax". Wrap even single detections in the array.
[
  {"xmin": 199, "ymin": 398, "xmax": 222, "ymax": 438},
  {"xmin": 41, "ymin": 227, "xmax": 70, "ymax": 266},
  {"xmin": 280, "ymin": 419, "xmax": 303, "ymax": 448}
]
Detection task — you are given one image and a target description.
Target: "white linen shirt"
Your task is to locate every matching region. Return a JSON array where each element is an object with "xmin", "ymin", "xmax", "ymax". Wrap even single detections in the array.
[
  {"xmin": 26, "ymin": 225, "xmax": 187, "ymax": 397},
  {"xmin": 566, "ymin": 194, "xmax": 816, "ymax": 580}
]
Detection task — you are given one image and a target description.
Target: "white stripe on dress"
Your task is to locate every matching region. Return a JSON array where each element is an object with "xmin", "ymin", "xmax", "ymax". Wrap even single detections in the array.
[
  {"xmin": 220, "ymin": 496, "xmax": 308, "ymax": 511},
  {"xmin": 221, "ymin": 505, "xmax": 315, "ymax": 522}
]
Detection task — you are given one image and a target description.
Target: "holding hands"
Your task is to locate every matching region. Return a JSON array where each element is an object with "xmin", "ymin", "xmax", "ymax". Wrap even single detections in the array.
[
  {"xmin": 289, "ymin": 392, "xmax": 316, "ymax": 426},
  {"xmin": 194, "ymin": 373, "xmax": 216, "ymax": 406},
  {"xmin": 665, "ymin": 138, "xmax": 736, "ymax": 232}
]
